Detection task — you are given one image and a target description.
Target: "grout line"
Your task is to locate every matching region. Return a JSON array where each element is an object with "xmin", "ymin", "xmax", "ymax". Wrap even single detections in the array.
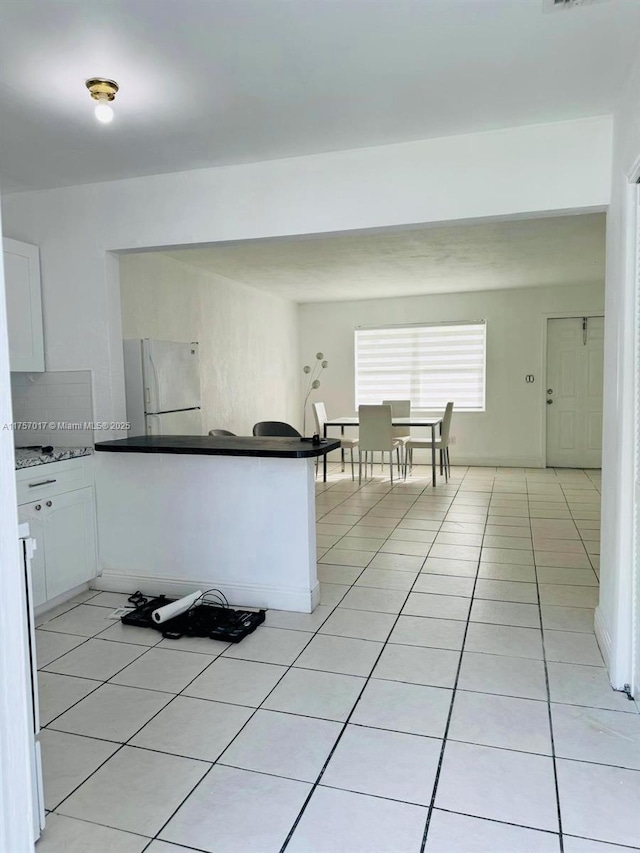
[
  {"xmin": 38, "ymin": 676, "xmax": 104, "ymax": 729},
  {"xmin": 48, "ymin": 740, "xmax": 128, "ymax": 814},
  {"xmin": 278, "ymin": 575, "xmax": 428, "ymax": 848},
  {"xmin": 419, "ymin": 469, "xmax": 487, "ymax": 851},
  {"xmin": 148, "ymin": 609, "xmax": 326, "ymax": 845},
  {"xmin": 278, "ymin": 474, "xmax": 462, "ymax": 849},
  {"xmin": 35, "ymin": 601, "xmax": 90, "ymax": 629},
  {"xmin": 47, "ymin": 621, "xmax": 250, "ymax": 815},
  {"xmin": 45, "ymin": 635, "xmax": 206, "ymax": 813},
  {"xmin": 529, "ymin": 477, "xmax": 566, "ymax": 852},
  {"xmin": 47, "ymin": 812, "xmax": 156, "ymax": 845}
]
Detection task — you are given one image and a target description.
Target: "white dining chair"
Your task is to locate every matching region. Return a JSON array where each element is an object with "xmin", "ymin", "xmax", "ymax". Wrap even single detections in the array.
[
  {"xmin": 404, "ymin": 402, "xmax": 453, "ymax": 481},
  {"xmin": 382, "ymin": 399, "xmax": 411, "ymax": 463},
  {"xmin": 358, "ymin": 405, "xmax": 401, "ymax": 485},
  {"xmin": 313, "ymin": 402, "xmax": 358, "ymax": 480}
]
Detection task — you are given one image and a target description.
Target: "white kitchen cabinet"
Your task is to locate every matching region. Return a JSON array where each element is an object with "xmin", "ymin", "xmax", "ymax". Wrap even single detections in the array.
[
  {"xmin": 4, "ymin": 237, "xmax": 44, "ymax": 372},
  {"xmin": 17, "ymin": 458, "xmax": 98, "ymax": 606}
]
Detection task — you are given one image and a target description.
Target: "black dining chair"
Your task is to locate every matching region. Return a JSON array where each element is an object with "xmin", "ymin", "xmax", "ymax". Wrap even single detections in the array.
[
  {"xmin": 253, "ymin": 421, "xmax": 302, "ymax": 437},
  {"xmin": 208, "ymin": 429, "xmax": 236, "ymax": 436}
]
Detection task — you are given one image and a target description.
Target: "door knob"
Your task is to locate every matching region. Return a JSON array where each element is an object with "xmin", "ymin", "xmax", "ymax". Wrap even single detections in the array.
[{"xmin": 547, "ymin": 399, "xmax": 553, "ymax": 405}]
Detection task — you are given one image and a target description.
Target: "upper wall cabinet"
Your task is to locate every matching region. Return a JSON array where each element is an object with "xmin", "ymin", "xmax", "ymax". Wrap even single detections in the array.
[{"xmin": 3, "ymin": 237, "xmax": 45, "ymax": 372}]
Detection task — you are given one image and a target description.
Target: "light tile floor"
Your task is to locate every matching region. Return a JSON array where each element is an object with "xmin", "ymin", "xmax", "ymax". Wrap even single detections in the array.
[{"xmin": 34, "ymin": 464, "xmax": 640, "ymax": 853}]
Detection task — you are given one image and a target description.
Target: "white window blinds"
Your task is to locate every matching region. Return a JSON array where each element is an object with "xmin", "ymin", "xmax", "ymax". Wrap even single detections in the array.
[{"xmin": 355, "ymin": 322, "xmax": 486, "ymax": 412}]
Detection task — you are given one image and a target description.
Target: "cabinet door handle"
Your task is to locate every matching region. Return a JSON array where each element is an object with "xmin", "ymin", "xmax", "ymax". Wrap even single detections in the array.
[
  {"xmin": 28, "ymin": 479, "xmax": 57, "ymax": 488},
  {"xmin": 46, "ymin": 500, "xmax": 52, "ymax": 507},
  {"xmin": 35, "ymin": 504, "xmax": 42, "ymax": 511}
]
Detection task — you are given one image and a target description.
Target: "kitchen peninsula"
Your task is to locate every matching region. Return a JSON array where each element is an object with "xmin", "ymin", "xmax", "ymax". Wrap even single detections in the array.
[{"xmin": 94, "ymin": 435, "xmax": 340, "ymax": 612}]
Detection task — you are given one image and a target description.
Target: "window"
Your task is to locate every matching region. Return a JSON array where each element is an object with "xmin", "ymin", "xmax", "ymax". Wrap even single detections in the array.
[{"xmin": 355, "ymin": 321, "xmax": 486, "ymax": 412}]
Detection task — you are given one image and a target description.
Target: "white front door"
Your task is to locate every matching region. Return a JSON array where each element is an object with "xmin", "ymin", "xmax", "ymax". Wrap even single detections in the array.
[{"xmin": 546, "ymin": 316, "xmax": 604, "ymax": 468}]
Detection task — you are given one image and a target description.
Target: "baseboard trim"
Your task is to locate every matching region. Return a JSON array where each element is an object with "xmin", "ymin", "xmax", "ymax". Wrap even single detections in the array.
[
  {"xmin": 410, "ymin": 456, "xmax": 543, "ymax": 468},
  {"xmin": 93, "ymin": 570, "xmax": 318, "ymax": 614},
  {"xmin": 35, "ymin": 582, "xmax": 91, "ymax": 618},
  {"xmin": 325, "ymin": 453, "xmax": 544, "ymax": 468},
  {"xmin": 594, "ymin": 605, "xmax": 612, "ymax": 670},
  {"xmin": 324, "ymin": 447, "xmax": 543, "ymax": 467}
]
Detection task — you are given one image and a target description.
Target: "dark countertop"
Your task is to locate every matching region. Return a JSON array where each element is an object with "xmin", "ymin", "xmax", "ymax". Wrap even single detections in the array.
[
  {"xmin": 14, "ymin": 446, "xmax": 93, "ymax": 470},
  {"xmin": 94, "ymin": 435, "xmax": 341, "ymax": 459}
]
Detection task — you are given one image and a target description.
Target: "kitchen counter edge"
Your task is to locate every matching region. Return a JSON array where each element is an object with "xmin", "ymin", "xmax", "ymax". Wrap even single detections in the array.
[{"xmin": 94, "ymin": 435, "xmax": 341, "ymax": 459}]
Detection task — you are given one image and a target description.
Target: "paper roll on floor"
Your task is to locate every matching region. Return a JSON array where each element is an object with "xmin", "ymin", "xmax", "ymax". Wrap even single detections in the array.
[{"xmin": 152, "ymin": 590, "xmax": 203, "ymax": 624}]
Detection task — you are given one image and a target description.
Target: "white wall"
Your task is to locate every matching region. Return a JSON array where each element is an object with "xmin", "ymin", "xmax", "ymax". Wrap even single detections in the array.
[
  {"xmin": 299, "ymin": 282, "xmax": 605, "ymax": 467},
  {"xmin": 119, "ymin": 253, "xmax": 299, "ymax": 433},
  {"xmin": 1, "ymin": 116, "xmax": 611, "ymax": 437},
  {"xmin": 597, "ymin": 54, "xmax": 640, "ymax": 691}
]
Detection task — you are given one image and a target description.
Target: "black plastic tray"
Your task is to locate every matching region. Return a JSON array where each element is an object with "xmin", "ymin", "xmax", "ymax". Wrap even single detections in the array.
[{"xmin": 121, "ymin": 596, "xmax": 265, "ymax": 643}]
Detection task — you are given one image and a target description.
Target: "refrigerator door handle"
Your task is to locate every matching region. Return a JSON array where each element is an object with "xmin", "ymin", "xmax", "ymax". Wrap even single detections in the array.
[
  {"xmin": 147, "ymin": 347, "xmax": 160, "ymax": 413},
  {"xmin": 146, "ymin": 414, "xmax": 159, "ymax": 435}
]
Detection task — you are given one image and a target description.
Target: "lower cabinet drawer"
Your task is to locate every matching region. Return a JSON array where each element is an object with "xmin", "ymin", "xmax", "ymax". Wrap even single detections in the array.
[{"xmin": 16, "ymin": 457, "xmax": 92, "ymax": 504}]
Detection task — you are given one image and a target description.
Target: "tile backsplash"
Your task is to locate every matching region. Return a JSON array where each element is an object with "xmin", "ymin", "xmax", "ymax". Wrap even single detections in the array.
[{"xmin": 11, "ymin": 370, "xmax": 95, "ymax": 448}]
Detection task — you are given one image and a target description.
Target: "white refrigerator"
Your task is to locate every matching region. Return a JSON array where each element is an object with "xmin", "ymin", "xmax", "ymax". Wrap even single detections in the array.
[{"xmin": 123, "ymin": 339, "xmax": 202, "ymax": 435}]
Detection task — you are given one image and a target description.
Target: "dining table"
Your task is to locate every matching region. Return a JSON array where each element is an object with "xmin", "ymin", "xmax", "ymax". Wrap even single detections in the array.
[{"xmin": 322, "ymin": 415, "xmax": 443, "ymax": 486}]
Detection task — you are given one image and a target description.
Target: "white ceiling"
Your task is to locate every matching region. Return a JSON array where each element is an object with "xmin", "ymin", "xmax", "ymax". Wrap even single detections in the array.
[
  {"xmin": 1, "ymin": 0, "xmax": 639, "ymax": 193},
  {"xmin": 163, "ymin": 213, "xmax": 606, "ymax": 303}
]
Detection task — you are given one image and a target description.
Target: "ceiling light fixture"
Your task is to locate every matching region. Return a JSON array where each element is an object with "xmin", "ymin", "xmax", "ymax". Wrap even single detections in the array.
[{"xmin": 85, "ymin": 77, "xmax": 119, "ymax": 124}]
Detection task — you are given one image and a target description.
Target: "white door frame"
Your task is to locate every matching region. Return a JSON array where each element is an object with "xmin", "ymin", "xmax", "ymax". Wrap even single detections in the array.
[
  {"xmin": 539, "ymin": 311, "xmax": 605, "ymax": 469},
  {"xmin": 631, "ymin": 172, "xmax": 640, "ymax": 698},
  {"xmin": 607, "ymin": 166, "xmax": 639, "ymax": 693},
  {"xmin": 597, "ymin": 158, "xmax": 640, "ymax": 693},
  {"xmin": 0, "ymin": 213, "xmax": 36, "ymax": 850}
]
